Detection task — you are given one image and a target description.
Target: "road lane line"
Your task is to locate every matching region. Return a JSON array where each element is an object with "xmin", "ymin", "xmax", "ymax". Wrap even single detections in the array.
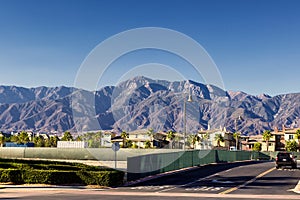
[
  {"xmin": 289, "ymin": 180, "xmax": 300, "ymax": 194},
  {"xmin": 156, "ymin": 172, "xmax": 220, "ymax": 193},
  {"xmin": 219, "ymin": 167, "xmax": 275, "ymax": 195}
]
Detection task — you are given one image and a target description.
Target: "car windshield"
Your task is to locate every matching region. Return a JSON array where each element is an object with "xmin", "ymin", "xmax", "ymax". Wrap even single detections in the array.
[{"xmin": 277, "ymin": 153, "xmax": 291, "ymax": 159}]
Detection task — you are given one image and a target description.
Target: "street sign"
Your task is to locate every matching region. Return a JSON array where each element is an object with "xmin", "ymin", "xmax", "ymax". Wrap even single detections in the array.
[
  {"xmin": 112, "ymin": 142, "xmax": 120, "ymax": 152},
  {"xmin": 112, "ymin": 142, "xmax": 120, "ymax": 169}
]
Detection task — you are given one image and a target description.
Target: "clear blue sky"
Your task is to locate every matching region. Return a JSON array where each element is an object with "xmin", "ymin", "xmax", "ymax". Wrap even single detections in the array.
[{"xmin": 0, "ymin": 0, "xmax": 300, "ymax": 96}]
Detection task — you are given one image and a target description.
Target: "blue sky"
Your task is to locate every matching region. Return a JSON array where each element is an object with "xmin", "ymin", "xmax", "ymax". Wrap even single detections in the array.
[{"xmin": 0, "ymin": 0, "xmax": 300, "ymax": 96}]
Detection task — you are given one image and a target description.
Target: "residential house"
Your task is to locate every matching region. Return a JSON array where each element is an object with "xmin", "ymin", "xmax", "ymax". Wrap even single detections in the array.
[
  {"xmin": 241, "ymin": 135, "xmax": 260, "ymax": 151},
  {"xmin": 195, "ymin": 128, "xmax": 234, "ymax": 150},
  {"xmin": 100, "ymin": 131, "xmax": 114, "ymax": 147},
  {"xmin": 128, "ymin": 129, "xmax": 152, "ymax": 148}
]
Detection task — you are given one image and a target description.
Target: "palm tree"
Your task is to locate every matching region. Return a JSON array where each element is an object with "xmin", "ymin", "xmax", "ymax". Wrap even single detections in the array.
[
  {"xmin": 295, "ymin": 129, "xmax": 300, "ymax": 151},
  {"xmin": 96, "ymin": 131, "xmax": 103, "ymax": 147},
  {"xmin": 0, "ymin": 135, "xmax": 5, "ymax": 147},
  {"xmin": 50, "ymin": 136, "xmax": 59, "ymax": 147},
  {"xmin": 61, "ymin": 131, "xmax": 73, "ymax": 141},
  {"xmin": 34, "ymin": 135, "xmax": 45, "ymax": 147},
  {"xmin": 19, "ymin": 131, "xmax": 29, "ymax": 144},
  {"xmin": 233, "ymin": 132, "xmax": 240, "ymax": 150},
  {"xmin": 120, "ymin": 130, "xmax": 128, "ymax": 148},
  {"xmin": 144, "ymin": 140, "xmax": 151, "ymax": 149},
  {"xmin": 262, "ymin": 130, "xmax": 272, "ymax": 152},
  {"xmin": 214, "ymin": 134, "xmax": 225, "ymax": 147},
  {"xmin": 147, "ymin": 128, "xmax": 155, "ymax": 147},
  {"xmin": 188, "ymin": 134, "xmax": 200, "ymax": 149},
  {"xmin": 166, "ymin": 130, "xmax": 175, "ymax": 149},
  {"xmin": 10, "ymin": 135, "xmax": 20, "ymax": 144}
]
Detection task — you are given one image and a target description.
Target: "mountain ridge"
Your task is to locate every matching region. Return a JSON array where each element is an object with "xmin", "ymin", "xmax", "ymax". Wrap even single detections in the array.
[{"xmin": 0, "ymin": 76, "xmax": 299, "ymax": 135}]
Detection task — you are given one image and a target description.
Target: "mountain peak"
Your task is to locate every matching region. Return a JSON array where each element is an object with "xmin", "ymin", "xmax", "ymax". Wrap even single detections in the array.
[{"xmin": 0, "ymin": 77, "xmax": 299, "ymax": 135}]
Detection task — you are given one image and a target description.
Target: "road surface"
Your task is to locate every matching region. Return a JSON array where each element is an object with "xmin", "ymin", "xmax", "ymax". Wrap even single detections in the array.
[{"xmin": 1, "ymin": 161, "xmax": 300, "ymax": 200}]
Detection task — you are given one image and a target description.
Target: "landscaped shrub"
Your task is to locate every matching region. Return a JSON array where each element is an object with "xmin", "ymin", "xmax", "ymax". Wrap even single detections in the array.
[
  {"xmin": 0, "ymin": 158, "xmax": 125, "ymax": 186},
  {"xmin": 0, "ymin": 163, "xmax": 14, "ymax": 169},
  {"xmin": 77, "ymin": 170, "xmax": 125, "ymax": 186},
  {"xmin": 0, "ymin": 169, "xmax": 22, "ymax": 183},
  {"xmin": 0, "ymin": 169, "xmax": 124, "ymax": 186}
]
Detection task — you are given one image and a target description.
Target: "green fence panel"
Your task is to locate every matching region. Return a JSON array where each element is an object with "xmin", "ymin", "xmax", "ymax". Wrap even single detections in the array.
[{"xmin": 127, "ymin": 150, "xmax": 268, "ymax": 181}]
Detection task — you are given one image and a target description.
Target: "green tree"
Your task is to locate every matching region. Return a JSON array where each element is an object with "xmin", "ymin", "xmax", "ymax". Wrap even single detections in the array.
[
  {"xmin": 49, "ymin": 136, "xmax": 59, "ymax": 147},
  {"xmin": 127, "ymin": 140, "xmax": 133, "ymax": 148},
  {"xmin": 44, "ymin": 138, "xmax": 51, "ymax": 147},
  {"xmin": 34, "ymin": 135, "xmax": 45, "ymax": 147},
  {"xmin": 233, "ymin": 132, "xmax": 241, "ymax": 150},
  {"xmin": 144, "ymin": 140, "xmax": 151, "ymax": 149},
  {"xmin": 147, "ymin": 128, "xmax": 155, "ymax": 143},
  {"xmin": 166, "ymin": 130, "xmax": 175, "ymax": 149},
  {"xmin": 0, "ymin": 134, "xmax": 5, "ymax": 147},
  {"xmin": 286, "ymin": 140, "xmax": 298, "ymax": 152},
  {"xmin": 19, "ymin": 131, "xmax": 29, "ymax": 144},
  {"xmin": 10, "ymin": 135, "xmax": 20, "ymax": 144},
  {"xmin": 75, "ymin": 136, "xmax": 83, "ymax": 141},
  {"xmin": 295, "ymin": 129, "xmax": 300, "ymax": 151},
  {"xmin": 214, "ymin": 134, "xmax": 225, "ymax": 147},
  {"xmin": 120, "ymin": 131, "xmax": 129, "ymax": 148},
  {"xmin": 188, "ymin": 134, "xmax": 200, "ymax": 149},
  {"xmin": 96, "ymin": 131, "xmax": 103, "ymax": 147},
  {"xmin": 88, "ymin": 139, "xmax": 101, "ymax": 148},
  {"xmin": 262, "ymin": 130, "xmax": 272, "ymax": 152},
  {"xmin": 253, "ymin": 142, "xmax": 262, "ymax": 152},
  {"xmin": 61, "ymin": 131, "xmax": 73, "ymax": 141}
]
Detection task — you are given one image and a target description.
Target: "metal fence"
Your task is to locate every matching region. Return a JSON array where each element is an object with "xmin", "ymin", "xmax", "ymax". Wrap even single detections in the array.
[
  {"xmin": 127, "ymin": 150, "xmax": 270, "ymax": 181},
  {"xmin": 0, "ymin": 147, "xmax": 182, "ymax": 161}
]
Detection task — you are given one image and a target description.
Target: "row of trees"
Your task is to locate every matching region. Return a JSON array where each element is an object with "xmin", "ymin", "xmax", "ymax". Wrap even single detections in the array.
[
  {"xmin": 0, "ymin": 131, "xmax": 73, "ymax": 147},
  {"xmin": 2, "ymin": 128, "xmax": 300, "ymax": 151}
]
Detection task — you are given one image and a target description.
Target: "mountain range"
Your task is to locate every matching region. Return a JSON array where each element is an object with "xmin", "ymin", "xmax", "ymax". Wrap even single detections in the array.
[{"xmin": 0, "ymin": 76, "xmax": 299, "ymax": 136}]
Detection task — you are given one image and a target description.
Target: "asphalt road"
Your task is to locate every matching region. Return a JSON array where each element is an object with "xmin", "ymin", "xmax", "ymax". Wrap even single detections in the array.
[
  {"xmin": 1, "ymin": 161, "xmax": 300, "ymax": 200},
  {"xmin": 117, "ymin": 161, "xmax": 300, "ymax": 195}
]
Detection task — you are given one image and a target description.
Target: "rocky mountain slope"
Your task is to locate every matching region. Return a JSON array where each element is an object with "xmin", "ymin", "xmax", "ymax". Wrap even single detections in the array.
[{"xmin": 0, "ymin": 76, "xmax": 299, "ymax": 135}]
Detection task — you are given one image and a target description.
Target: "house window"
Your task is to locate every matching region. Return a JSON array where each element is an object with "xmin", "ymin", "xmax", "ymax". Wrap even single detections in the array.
[{"xmin": 289, "ymin": 135, "xmax": 294, "ymax": 140}]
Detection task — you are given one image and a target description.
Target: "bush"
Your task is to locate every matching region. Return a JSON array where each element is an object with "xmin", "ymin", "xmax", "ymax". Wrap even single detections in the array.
[
  {"xmin": 77, "ymin": 170, "xmax": 124, "ymax": 186},
  {"xmin": 0, "ymin": 158, "xmax": 124, "ymax": 186},
  {"xmin": 0, "ymin": 169, "xmax": 22, "ymax": 183},
  {"xmin": 0, "ymin": 169, "xmax": 124, "ymax": 186},
  {"xmin": 253, "ymin": 142, "xmax": 262, "ymax": 152}
]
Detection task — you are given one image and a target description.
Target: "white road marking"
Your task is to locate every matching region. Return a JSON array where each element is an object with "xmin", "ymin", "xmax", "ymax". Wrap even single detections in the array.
[
  {"xmin": 155, "ymin": 172, "xmax": 220, "ymax": 193},
  {"xmin": 220, "ymin": 167, "xmax": 275, "ymax": 194},
  {"xmin": 288, "ymin": 180, "xmax": 300, "ymax": 194},
  {"xmin": 212, "ymin": 179, "xmax": 234, "ymax": 184}
]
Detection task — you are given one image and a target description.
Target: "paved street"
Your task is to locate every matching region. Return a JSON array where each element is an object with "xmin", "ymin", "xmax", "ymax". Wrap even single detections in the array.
[{"xmin": 1, "ymin": 161, "xmax": 300, "ymax": 200}]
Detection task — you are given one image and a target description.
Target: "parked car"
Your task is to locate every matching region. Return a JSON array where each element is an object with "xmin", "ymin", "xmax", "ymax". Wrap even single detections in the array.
[{"xmin": 275, "ymin": 152, "xmax": 297, "ymax": 169}]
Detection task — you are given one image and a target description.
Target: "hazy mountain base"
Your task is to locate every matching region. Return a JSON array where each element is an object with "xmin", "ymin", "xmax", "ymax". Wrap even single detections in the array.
[{"xmin": 0, "ymin": 76, "xmax": 299, "ymax": 135}]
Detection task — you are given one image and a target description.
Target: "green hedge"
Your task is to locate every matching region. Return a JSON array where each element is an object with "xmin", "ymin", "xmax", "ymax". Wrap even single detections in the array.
[
  {"xmin": 0, "ymin": 169, "xmax": 124, "ymax": 186},
  {"xmin": 0, "ymin": 158, "xmax": 124, "ymax": 186}
]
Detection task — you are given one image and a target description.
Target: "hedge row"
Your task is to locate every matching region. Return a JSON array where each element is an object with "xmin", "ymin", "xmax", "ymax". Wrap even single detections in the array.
[
  {"xmin": 0, "ymin": 158, "xmax": 124, "ymax": 186},
  {"xmin": 0, "ymin": 158, "xmax": 114, "ymax": 171},
  {"xmin": 0, "ymin": 169, "xmax": 124, "ymax": 186}
]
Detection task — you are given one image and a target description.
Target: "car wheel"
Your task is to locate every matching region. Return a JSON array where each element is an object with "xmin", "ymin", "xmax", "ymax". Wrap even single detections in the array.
[
  {"xmin": 276, "ymin": 165, "xmax": 280, "ymax": 169},
  {"xmin": 292, "ymin": 164, "xmax": 297, "ymax": 169}
]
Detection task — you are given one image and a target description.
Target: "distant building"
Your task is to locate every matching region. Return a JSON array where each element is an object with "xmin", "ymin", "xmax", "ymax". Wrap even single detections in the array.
[
  {"xmin": 100, "ymin": 132, "xmax": 113, "ymax": 147},
  {"xmin": 123, "ymin": 129, "xmax": 152, "ymax": 148},
  {"xmin": 196, "ymin": 128, "xmax": 234, "ymax": 150},
  {"xmin": 241, "ymin": 135, "xmax": 263, "ymax": 151}
]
